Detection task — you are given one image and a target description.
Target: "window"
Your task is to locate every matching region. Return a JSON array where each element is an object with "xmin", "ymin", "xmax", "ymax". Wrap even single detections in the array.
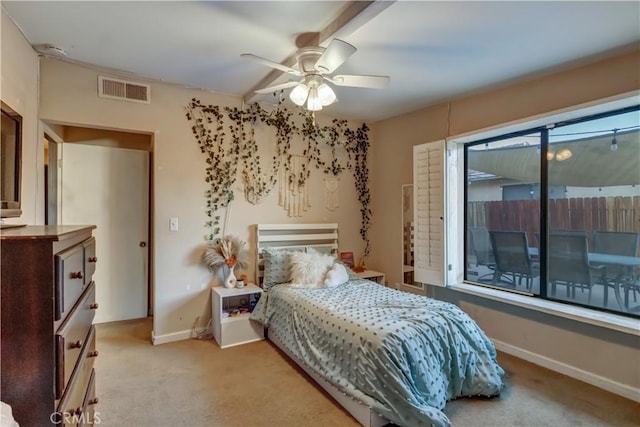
[{"xmin": 464, "ymin": 105, "xmax": 640, "ymax": 318}]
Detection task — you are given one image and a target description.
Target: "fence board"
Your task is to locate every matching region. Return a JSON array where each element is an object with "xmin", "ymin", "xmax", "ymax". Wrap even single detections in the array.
[{"xmin": 597, "ymin": 197, "xmax": 607, "ymax": 231}]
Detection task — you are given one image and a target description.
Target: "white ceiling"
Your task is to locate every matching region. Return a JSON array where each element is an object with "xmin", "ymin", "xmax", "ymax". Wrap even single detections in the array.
[{"xmin": 3, "ymin": 1, "xmax": 639, "ymax": 122}]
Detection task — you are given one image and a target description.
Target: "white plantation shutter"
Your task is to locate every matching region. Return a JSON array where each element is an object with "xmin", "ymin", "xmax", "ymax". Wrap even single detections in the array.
[{"xmin": 413, "ymin": 141, "xmax": 446, "ymax": 287}]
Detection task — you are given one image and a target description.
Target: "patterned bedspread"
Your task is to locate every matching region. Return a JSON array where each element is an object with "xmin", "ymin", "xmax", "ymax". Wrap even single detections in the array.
[{"xmin": 250, "ymin": 280, "xmax": 504, "ymax": 427}]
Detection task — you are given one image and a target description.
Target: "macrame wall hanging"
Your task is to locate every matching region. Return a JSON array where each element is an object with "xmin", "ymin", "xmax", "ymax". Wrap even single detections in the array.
[
  {"xmin": 279, "ymin": 155, "xmax": 310, "ymax": 217},
  {"xmin": 243, "ymin": 170, "xmax": 268, "ymax": 206},
  {"xmin": 323, "ymin": 178, "xmax": 340, "ymax": 211}
]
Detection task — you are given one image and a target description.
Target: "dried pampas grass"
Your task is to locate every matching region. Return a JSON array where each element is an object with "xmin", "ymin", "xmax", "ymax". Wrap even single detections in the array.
[{"xmin": 203, "ymin": 235, "xmax": 249, "ymax": 272}]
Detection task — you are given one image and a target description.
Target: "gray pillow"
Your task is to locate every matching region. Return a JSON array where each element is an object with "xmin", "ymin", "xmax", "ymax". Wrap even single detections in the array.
[{"xmin": 262, "ymin": 248, "xmax": 294, "ymax": 291}]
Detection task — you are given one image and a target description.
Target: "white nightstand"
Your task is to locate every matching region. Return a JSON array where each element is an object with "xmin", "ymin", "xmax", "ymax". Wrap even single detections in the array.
[
  {"xmin": 211, "ymin": 284, "xmax": 264, "ymax": 348},
  {"xmin": 357, "ymin": 269, "xmax": 385, "ymax": 285}
]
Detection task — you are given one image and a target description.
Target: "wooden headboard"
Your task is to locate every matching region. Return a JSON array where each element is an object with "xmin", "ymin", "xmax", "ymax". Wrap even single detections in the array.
[{"xmin": 255, "ymin": 223, "xmax": 339, "ymax": 286}]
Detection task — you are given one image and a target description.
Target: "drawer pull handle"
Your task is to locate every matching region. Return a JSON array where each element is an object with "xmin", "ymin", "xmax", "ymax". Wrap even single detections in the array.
[
  {"xmin": 88, "ymin": 397, "xmax": 99, "ymax": 406},
  {"xmin": 69, "ymin": 340, "xmax": 82, "ymax": 349},
  {"xmin": 90, "ymin": 303, "xmax": 99, "ymax": 310},
  {"xmin": 88, "ymin": 350, "xmax": 99, "ymax": 358},
  {"xmin": 70, "ymin": 271, "xmax": 84, "ymax": 279},
  {"xmin": 88, "ymin": 256, "xmax": 98, "ymax": 263}
]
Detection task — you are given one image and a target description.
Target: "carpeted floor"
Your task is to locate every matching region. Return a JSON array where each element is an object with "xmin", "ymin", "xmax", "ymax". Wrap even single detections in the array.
[{"xmin": 94, "ymin": 318, "xmax": 639, "ymax": 427}]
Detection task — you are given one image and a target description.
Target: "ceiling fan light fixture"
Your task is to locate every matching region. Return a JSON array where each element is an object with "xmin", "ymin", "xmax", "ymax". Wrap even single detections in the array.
[
  {"xmin": 317, "ymin": 83, "xmax": 336, "ymax": 106},
  {"xmin": 289, "ymin": 83, "xmax": 309, "ymax": 106},
  {"xmin": 307, "ymin": 87, "xmax": 323, "ymax": 111}
]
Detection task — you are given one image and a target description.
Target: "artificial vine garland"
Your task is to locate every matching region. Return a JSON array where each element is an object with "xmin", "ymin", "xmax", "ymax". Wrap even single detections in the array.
[
  {"xmin": 185, "ymin": 99, "xmax": 232, "ymax": 240},
  {"xmin": 185, "ymin": 98, "xmax": 372, "ymax": 258}
]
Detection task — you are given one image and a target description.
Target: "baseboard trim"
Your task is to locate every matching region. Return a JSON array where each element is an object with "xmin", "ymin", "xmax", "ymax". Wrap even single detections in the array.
[
  {"xmin": 492, "ymin": 338, "xmax": 640, "ymax": 402},
  {"xmin": 151, "ymin": 329, "xmax": 192, "ymax": 345}
]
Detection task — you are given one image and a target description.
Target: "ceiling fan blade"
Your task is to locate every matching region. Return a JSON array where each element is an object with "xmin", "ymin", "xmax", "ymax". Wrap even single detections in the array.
[
  {"xmin": 254, "ymin": 80, "xmax": 301, "ymax": 94},
  {"xmin": 314, "ymin": 39, "xmax": 357, "ymax": 74},
  {"xmin": 241, "ymin": 53, "xmax": 301, "ymax": 76},
  {"xmin": 329, "ymin": 74, "xmax": 390, "ymax": 89}
]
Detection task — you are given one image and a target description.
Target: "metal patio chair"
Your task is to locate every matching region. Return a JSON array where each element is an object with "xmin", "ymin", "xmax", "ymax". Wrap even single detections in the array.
[{"xmin": 490, "ymin": 230, "xmax": 539, "ymax": 290}]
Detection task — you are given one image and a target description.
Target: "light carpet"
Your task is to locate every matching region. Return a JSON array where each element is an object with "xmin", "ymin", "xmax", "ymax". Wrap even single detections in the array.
[{"xmin": 94, "ymin": 318, "xmax": 639, "ymax": 427}]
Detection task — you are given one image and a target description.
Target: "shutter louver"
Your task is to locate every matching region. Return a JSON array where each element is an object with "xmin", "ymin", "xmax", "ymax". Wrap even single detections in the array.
[{"xmin": 413, "ymin": 141, "xmax": 445, "ymax": 286}]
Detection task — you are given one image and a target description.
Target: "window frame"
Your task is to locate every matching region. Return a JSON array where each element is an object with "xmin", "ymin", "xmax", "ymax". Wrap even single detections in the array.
[{"xmin": 449, "ymin": 96, "xmax": 640, "ymax": 322}]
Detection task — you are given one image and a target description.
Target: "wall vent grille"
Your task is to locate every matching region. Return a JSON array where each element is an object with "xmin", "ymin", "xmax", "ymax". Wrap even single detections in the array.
[{"xmin": 98, "ymin": 76, "xmax": 150, "ymax": 104}]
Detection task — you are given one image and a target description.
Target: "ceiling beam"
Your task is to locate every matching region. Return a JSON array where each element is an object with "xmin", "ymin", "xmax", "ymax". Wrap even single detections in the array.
[{"xmin": 242, "ymin": 0, "xmax": 395, "ymax": 105}]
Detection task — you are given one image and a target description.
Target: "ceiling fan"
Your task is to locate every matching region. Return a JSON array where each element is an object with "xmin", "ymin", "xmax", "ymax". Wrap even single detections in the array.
[{"xmin": 241, "ymin": 38, "xmax": 390, "ymax": 111}]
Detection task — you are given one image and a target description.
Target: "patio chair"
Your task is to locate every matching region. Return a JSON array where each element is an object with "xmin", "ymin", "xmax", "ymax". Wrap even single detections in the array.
[
  {"xmin": 468, "ymin": 226, "xmax": 496, "ymax": 281},
  {"xmin": 592, "ymin": 231, "xmax": 640, "ymax": 308},
  {"xmin": 489, "ymin": 230, "xmax": 539, "ymax": 290},
  {"xmin": 548, "ymin": 233, "xmax": 601, "ymax": 303}
]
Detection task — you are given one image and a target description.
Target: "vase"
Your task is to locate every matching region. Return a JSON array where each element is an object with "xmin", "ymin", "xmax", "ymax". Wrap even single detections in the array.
[{"xmin": 224, "ymin": 265, "xmax": 237, "ymax": 289}]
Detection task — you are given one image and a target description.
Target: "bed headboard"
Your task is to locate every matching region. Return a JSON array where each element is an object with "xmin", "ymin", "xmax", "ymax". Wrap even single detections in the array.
[{"xmin": 255, "ymin": 223, "xmax": 339, "ymax": 286}]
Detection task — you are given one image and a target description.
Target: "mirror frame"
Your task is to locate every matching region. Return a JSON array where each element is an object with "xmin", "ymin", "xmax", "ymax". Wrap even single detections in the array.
[
  {"xmin": 401, "ymin": 184, "xmax": 414, "ymax": 286},
  {"xmin": 1, "ymin": 100, "xmax": 23, "ymax": 219}
]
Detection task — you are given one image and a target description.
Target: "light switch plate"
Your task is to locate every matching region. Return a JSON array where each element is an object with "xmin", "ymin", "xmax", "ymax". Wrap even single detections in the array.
[{"xmin": 170, "ymin": 217, "xmax": 179, "ymax": 231}]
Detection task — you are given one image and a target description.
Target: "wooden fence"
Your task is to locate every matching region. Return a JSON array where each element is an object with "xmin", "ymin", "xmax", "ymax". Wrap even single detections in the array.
[{"xmin": 468, "ymin": 196, "xmax": 640, "ymax": 248}]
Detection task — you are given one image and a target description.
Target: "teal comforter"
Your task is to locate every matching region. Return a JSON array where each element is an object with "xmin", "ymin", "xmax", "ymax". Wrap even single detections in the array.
[{"xmin": 251, "ymin": 280, "xmax": 504, "ymax": 427}]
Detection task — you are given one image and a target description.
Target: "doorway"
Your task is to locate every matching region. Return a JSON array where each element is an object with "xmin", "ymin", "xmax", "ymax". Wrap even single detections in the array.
[{"xmin": 44, "ymin": 123, "xmax": 153, "ymax": 323}]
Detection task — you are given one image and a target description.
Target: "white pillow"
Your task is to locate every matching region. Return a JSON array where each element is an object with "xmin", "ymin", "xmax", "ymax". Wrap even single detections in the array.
[
  {"xmin": 289, "ymin": 250, "xmax": 335, "ymax": 287},
  {"xmin": 324, "ymin": 262, "xmax": 349, "ymax": 287}
]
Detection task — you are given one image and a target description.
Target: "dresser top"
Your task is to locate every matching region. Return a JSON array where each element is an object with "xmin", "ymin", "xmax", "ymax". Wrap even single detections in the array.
[{"xmin": 0, "ymin": 225, "xmax": 96, "ymax": 241}]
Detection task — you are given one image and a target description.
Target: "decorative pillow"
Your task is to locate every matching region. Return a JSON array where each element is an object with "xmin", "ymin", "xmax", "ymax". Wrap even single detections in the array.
[
  {"xmin": 324, "ymin": 262, "xmax": 349, "ymax": 288},
  {"xmin": 336, "ymin": 260, "xmax": 360, "ymax": 280},
  {"xmin": 262, "ymin": 248, "xmax": 295, "ymax": 291},
  {"xmin": 289, "ymin": 250, "xmax": 335, "ymax": 287},
  {"xmin": 305, "ymin": 246, "xmax": 333, "ymax": 255}
]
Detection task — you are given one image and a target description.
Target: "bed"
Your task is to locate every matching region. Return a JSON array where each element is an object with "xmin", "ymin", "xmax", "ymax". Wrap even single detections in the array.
[{"xmin": 250, "ymin": 223, "xmax": 504, "ymax": 427}]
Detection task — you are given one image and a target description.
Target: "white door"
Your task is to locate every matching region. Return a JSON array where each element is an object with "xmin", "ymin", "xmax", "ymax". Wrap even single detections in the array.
[{"xmin": 61, "ymin": 143, "xmax": 149, "ymax": 323}]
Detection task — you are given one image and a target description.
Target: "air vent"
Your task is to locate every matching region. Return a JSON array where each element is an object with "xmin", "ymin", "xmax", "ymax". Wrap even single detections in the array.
[{"xmin": 98, "ymin": 76, "xmax": 150, "ymax": 104}]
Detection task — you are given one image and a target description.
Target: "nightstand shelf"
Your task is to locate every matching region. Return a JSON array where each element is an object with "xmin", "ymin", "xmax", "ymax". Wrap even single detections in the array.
[
  {"xmin": 220, "ymin": 313, "xmax": 252, "ymax": 324},
  {"xmin": 357, "ymin": 269, "xmax": 385, "ymax": 285},
  {"xmin": 211, "ymin": 284, "xmax": 264, "ymax": 348}
]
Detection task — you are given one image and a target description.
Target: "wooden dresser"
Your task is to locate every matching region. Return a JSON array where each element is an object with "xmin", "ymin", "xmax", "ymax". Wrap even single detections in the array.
[{"xmin": 1, "ymin": 225, "xmax": 99, "ymax": 426}]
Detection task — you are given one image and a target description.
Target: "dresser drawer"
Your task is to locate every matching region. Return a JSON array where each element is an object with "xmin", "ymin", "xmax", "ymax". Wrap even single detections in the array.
[
  {"xmin": 55, "ymin": 283, "xmax": 97, "ymax": 399},
  {"xmin": 55, "ymin": 243, "xmax": 87, "ymax": 321},
  {"xmin": 83, "ymin": 237, "xmax": 97, "ymax": 285},
  {"xmin": 80, "ymin": 369, "xmax": 98, "ymax": 427},
  {"xmin": 57, "ymin": 327, "xmax": 97, "ymax": 427},
  {"xmin": 57, "ymin": 367, "xmax": 95, "ymax": 427}
]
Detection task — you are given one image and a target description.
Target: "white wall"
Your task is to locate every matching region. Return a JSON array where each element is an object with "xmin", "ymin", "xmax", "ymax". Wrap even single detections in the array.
[
  {"xmin": 0, "ymin": 9, "xmax": 41, "ymax": 225},
  {"xmin": 38, "ymin": 58, "xmax": 366, "ymax": 340}
]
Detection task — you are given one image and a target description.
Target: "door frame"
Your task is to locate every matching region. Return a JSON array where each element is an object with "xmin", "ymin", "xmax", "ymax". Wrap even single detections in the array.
[{"xmin": 42, "ymin": 121, "xmax": 154, "ymax": 317}]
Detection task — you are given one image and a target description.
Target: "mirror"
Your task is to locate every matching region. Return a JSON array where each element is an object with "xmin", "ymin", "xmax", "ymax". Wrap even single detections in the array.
[
  {"xmin": 1, "ymin": 100, "xmax": 22, "ymax": 219},
  {"xmin": 402, "ymin": 184, "xmax": 414, "ymax": 285}
]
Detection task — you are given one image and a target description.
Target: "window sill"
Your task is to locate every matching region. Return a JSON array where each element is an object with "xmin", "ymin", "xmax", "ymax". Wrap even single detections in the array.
[{"xmin": 449, "ymin": 282, "xmax": 640, "ymax": 336}]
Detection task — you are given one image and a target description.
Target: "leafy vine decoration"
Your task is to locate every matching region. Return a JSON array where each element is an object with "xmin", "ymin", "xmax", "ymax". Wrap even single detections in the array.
[
  {"xmin": 186, "ymin": 98, "xmax": 372, "ymax": 258},
  {"xmin": 186, "ymin": 98, "xmax": 236, "ymax": 241},
  {"xmin": 224, "ymin": 103, "xmax": 294, "ymax": 205}
]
